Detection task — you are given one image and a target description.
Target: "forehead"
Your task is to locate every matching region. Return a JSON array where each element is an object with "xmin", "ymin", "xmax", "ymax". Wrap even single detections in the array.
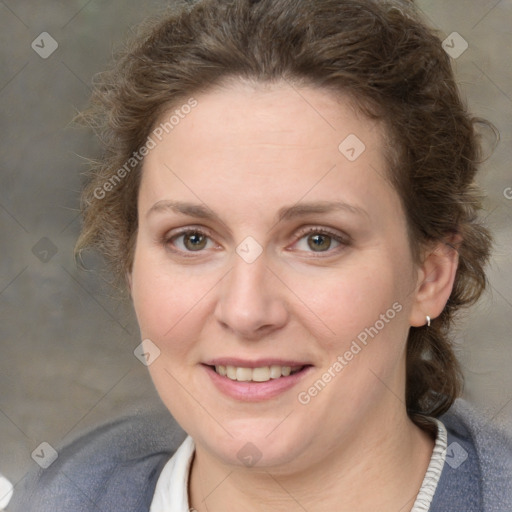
[
  {"xmin": 152, "ymin": 81, "xmax": 382, "ymax": 155},
  {"xmin": 139, "ymin": 81, "xmax": 399, "ymax": 225}
]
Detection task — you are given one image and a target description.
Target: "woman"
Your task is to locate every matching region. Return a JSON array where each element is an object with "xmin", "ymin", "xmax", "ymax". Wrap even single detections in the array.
[{"xmin": 10, "ymin": 0, "xmax": 512, "ymax": 510}]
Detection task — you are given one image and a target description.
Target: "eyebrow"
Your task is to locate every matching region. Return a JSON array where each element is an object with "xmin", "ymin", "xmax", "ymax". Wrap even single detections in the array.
[{"xmin": 146, "ymin": 200, "xmax": 368, "ymax": 224}]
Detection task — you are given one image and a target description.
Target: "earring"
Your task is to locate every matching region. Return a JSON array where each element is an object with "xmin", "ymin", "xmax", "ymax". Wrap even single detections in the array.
[{"xmin": 426, "ymin": 315, "xmax": 431, "ymax": 327}]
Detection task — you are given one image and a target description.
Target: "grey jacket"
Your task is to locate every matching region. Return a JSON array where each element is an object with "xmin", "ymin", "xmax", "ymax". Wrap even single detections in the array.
[{"xmin": 8, "ymin": 399, "xmax": 512, "ymax": 511}]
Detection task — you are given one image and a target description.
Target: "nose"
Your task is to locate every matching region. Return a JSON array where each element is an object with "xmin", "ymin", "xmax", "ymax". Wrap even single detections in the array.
[{"xmin": 214, "ymin": 252, "xmax": 289, "ymax": 340}]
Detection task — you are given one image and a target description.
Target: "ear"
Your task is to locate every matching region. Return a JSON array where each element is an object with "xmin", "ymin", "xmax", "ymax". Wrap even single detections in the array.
[{"xmin": 409, "ymin": 235, "xmax": 460, "ymax": 327}]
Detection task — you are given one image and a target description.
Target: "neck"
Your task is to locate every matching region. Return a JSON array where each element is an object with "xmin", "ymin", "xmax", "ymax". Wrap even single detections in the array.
[{"xmin": 189, "ymin": 402, "xmax": 435, "ymax": 512}]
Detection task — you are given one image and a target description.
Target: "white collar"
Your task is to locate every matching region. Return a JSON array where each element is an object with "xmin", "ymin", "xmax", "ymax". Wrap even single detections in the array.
[
  {"xmin": 150, "ymin": 435, "xmax": 195, "ymax": 512},
  {"xmin": 150, "ymin": 419, "xmax": 447, "ymax": 512}
]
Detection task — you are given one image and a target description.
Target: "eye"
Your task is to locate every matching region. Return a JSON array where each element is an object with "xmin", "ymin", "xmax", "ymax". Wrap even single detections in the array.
[
  {"xmin": 164, "ymin": 229, "xmax": 216, "ymax": 253},
  {"xmin": 163, "ymin": 226, "xmax": 349, "ymax": 256},
  {"xmin": 293, "ymin": 227, "xmax": 349, "ymax": 254}
]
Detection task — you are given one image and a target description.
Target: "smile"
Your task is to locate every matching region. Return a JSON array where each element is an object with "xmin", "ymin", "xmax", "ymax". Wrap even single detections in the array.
[
  {"xmin": 202, "ymin": 362, "xmax": 313, "ymax": 401},
  {"xmin": 213, "ymin": 365, "xmax": 305, "ymax": 382}
]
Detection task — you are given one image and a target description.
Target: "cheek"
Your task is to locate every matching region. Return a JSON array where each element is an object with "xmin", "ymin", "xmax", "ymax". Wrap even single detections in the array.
[
  {"xmin": 304, "ymin": 256, "xmax": 413, "ymax": 381},
  {"xmin": 307, "ymin": 264, "xmax": 398, "ymax": 337},
  {"xmin": 130, "ymin": 248, "xmax": 207, "ymax": 351},
  {"xmin": 302, "ymin": 265, "xmax": 411, "ymax": 405}
]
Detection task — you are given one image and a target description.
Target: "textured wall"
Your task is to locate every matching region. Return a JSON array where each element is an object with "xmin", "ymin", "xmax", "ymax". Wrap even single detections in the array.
[{"xmin": 0, "ymin": 0, "xmax": 511, "ymax": 505}]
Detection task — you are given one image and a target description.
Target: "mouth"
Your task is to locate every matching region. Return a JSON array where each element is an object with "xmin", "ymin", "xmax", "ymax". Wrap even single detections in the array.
[
  {"xmin": 201, "ymin": 360, "xmax": 313, "ymax": 401},
  {"xmin": 208, "ymin": 364, "xmax": 308, "ymax": 382},
  {"xmin": 201, "ymin": 357, "xmax": 314, "ymax": 402}
]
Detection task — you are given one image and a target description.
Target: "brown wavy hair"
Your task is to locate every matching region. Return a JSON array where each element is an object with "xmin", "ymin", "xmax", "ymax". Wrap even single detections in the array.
[{"xmin": 76, "ymin": 0, "xmax": 494, "ymax": 423}]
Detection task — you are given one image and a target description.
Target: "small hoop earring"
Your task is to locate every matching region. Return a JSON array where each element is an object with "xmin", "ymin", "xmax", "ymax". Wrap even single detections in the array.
[{"xmin": 426, "ymin": 315, "xmax": 431, "ymax": 327}]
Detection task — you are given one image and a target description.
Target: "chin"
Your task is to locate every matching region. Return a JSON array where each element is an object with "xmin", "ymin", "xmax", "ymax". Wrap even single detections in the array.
[{"xmin": 193, "ymin": 417, "xmax": 316, "ymax": 470}]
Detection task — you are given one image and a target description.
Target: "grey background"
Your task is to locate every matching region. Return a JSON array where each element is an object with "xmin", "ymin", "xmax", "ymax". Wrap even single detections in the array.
[{"xmin": 0, "ymin": 0, "xmax": 511, "ymax": 505}]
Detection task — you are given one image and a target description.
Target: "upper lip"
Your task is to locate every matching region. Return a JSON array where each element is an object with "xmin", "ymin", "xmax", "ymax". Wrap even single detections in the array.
[{"xmin": 203, "ymin": 358, "xmax": 312, "ymax": 368}]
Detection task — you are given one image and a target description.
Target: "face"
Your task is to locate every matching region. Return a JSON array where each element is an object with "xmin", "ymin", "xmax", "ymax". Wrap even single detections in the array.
[{"xmin": 130, "ymin": 81, "xmax": 421, "ymax": 472}]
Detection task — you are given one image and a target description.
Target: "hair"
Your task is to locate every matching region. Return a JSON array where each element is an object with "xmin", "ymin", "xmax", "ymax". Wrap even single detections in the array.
[{"xmin": 76, "ymin": 0, "xmax": 494, "ymax": 425}]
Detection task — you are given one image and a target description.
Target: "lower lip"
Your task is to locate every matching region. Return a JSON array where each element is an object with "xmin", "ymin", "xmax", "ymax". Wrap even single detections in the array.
[{"xmin": 202, "ymin": 364, "xmax": 313, "ymax": 402}]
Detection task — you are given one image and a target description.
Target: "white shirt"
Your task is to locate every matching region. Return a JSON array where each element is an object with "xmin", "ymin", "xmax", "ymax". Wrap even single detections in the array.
[{"xmin": 150, "ymin": 419, "xmax": 447, "ymax": 512}]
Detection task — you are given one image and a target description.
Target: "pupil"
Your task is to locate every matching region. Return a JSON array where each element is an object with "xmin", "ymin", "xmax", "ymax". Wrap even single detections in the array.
[
  {"xmin": 308, "ymin": 234, "xmax": 331, "ymax": 251},
  {"xmin": 185, "ymin": 233, "xmax": 206, "ymax": 251}
]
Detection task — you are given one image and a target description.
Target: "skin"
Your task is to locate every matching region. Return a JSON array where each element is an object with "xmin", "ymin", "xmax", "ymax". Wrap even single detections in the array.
[{"xmin": 129, "ymin": 80, "xmax": 459, "ymax": 512}]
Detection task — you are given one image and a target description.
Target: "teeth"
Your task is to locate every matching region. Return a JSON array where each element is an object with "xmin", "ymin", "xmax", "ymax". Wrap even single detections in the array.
[
  {"xmin": 226, "ymin": 365, "xmax": 236, "ymax": 379},
  {"xmin": 214, "ymin": 365, "xmax": 303, "ymax": 382},
  {"xmin": 236, "ymin": 367, "xmax": 252, "ymax": 381},
  {"xmin": 252, "ymin": 367, "xmax": 270, "ymax": 382},
  {"xmin": 270, "ymin": 365, "xmax": 282, "ymax": 379}
]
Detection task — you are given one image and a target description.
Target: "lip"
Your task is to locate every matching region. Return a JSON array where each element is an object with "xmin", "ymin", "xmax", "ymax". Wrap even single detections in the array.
[
  {"xmin": 203, "ymin": 358, "xmax": 310, "ymax": 368},
  {"xmin": 202, "ymin": 363, "xmax": 314, "ymax": 402}
]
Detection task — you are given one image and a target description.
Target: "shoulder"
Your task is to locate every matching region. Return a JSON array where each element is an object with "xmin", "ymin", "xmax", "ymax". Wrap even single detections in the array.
[
  {"xmin": 9, "ymin": 406, "xmax": 187, "ymax": 512},
  {"xmin": 431, "ymin": 398, "xmax": 512, "ymax": 512}
]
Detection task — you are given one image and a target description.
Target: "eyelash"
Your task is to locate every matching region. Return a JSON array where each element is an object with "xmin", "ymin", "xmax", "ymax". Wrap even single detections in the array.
[
  {"xmin": 292, "ymin": 227, "xmax": 350, "ymax": 256},
  {"xmin": 162, "ymin": 226, "xmax": 350, "ymax": 258}
]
